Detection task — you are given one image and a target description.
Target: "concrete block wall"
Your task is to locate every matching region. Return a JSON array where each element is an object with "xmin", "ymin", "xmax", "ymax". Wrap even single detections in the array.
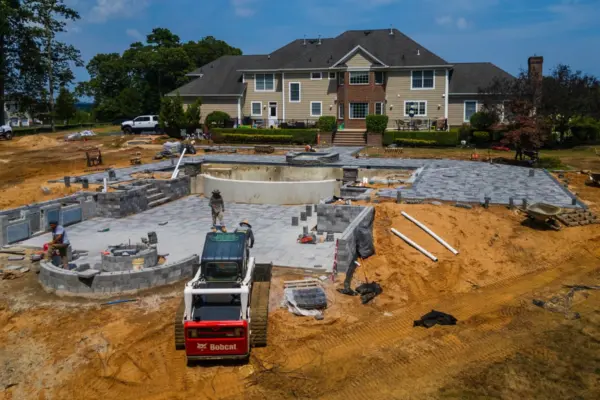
[
  {"xmin": 149, "ymin": 176, "xmax": 190, "ymax": 200},
  {"xmin": 316, "ymin": 204, "xmax": 366, "ymax": 233},
  {"xmin": 96, "ymin": 185, "xmax": 150, "ymax": 218},
  {"xmin": 336, "ymin": 206, "xmax": 375, "ymax": 273},
  {"xmin": 38, "ymin": 254, "xmax": 199, "ymax": 296}
]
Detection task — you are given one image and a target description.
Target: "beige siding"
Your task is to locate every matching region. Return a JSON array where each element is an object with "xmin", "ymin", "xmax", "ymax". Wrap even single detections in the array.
[
  {"xmin": 283, "ymin": 72, "xmax": 337, "ymax": 120},
  {"xmin": 448, "ymin": 96, "xmax": 484, "ymax": 127},
  {"xmin": 345, "ymin": 51, "xmax": 373, "ymax": 68},
  {"xmin": 385, "ymin": 69, "xmax": 447, "ymax": 129},
  {"xmin": 242, "ymin": 73, "xmax": 282, "ymax": 118},
  {"xmin": 190, "ymin": 97, "xmax": 238, "ymax": 122}
]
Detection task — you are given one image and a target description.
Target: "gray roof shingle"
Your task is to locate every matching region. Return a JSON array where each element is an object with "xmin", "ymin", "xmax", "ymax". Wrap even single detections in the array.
[{"xmin": 449, "ymin": 62, "xmax": 515, "ymax": 94}]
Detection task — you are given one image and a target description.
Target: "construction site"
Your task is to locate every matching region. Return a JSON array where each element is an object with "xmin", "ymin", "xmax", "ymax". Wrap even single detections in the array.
[{"xmin": 1, "ymin": 131, "xmax": 600, "ymax": 400}]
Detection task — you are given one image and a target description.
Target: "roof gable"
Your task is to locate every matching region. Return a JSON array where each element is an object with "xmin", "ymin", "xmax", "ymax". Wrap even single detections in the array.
[{"xmin": 331, "ymin": 45, "xmax": 387, "ymax": 68}]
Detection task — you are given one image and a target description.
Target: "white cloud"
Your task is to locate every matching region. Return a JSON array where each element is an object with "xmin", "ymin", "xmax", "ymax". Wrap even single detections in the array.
[
  {"xmin": 88, "ymin": 0, "xmax": 149, "ymax": 23},
  {"xmin": 126, "ymin": 28, "xmax": 144, "ymax": 41},
  {"xmin": 435, "ymin": 15, "xmax": 453, "ymax": 26},
  {"xmin": 456, "ymin": 17, "xmax": 468, "ymax": 29},
  {"xmin": 231, "ymin": 0, "xmax": 258, "ymax": 17}
]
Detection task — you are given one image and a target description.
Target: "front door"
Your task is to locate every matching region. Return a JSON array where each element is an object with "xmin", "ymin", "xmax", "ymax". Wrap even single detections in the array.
[{"xmin": 268, "ymin": 102, "xmax": 278, "ymax": 128}]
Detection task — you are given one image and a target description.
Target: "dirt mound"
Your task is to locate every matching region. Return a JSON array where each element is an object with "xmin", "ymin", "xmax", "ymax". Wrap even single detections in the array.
[{"xmin": 16, "ymin": 134, "xmax": 59, "ymax": 148}]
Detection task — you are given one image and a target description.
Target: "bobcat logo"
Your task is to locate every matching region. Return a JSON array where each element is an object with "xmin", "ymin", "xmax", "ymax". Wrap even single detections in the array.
[{"xmin": 197, "ymin": 343, "xmax": 207, "ymax": 351}]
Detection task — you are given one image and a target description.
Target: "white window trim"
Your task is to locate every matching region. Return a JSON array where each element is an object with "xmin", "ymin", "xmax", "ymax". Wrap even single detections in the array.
[
  {"xmin": 310, "ymin": 101, "xmax": 323, "ymax": 117},
  {"xmin": 349, "ymin": 102, "xmax": 369, "ymax": 120},
  {"xmin": 349, "ymin": 71, "xmax": 370, "ymax": 85},
  {"xmin": 374, "ymin": 71, "xmax": 385, "ymax": 85},
  {"xmin": 310, "ymin": 72, "xmax": 322, "ymax": 80},
  {"xmin": 410, "ymin": 70, "xmax": 435, "ymax": 90},
  {"xmin": 464, "ymin": 100, "xmax": 478, "ymax": 122},
  {"xmin": 251, "ymin": 101, "xmax": 263, "ymax": 117},
  {"xmin": 403, "ymin": 101, "xmax": 428, "ymax": 117},
  {"xmin": 254, "ymin": 73, "xmax": 276, "ymax": 92},
  {"xmin": 289, "ymin": 82, "xmax": 301, "ymax": 103},
  {"xmin": 328, "ymin": 72, "xmax": 337, "ymax": 80},
  {"xmin": 375, "ymin": 102, "xmax": 384, "ymax": 115},
  {"xmin": 268, "ymin": 101, "xmax": 278, "ymax": 119},
  {"xmin": 338, "ymin": 102, "xmax": 344, "ymax": 119}
]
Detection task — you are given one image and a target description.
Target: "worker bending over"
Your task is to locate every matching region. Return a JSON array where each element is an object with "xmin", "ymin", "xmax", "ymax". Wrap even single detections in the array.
[{"xmin": 46, "ymin": 220, "xmax": 70, "ymax": 269}]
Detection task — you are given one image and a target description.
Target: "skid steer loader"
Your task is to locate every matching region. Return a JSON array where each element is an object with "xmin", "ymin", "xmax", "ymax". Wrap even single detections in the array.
[{"xmin": 174, "ymin": 231, "xmax": 272, "ymax": 364}]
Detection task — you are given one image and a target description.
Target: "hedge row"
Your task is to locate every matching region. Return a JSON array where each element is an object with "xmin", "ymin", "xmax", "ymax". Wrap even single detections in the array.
[
  {"xmin": 383, "ymin": 130, "xmax": 460, "ymax": 146},
  {"xmin": 394, "ymin": 139, "xmax": 436, "ymax": 146},
  {"xmin": 213, "ymin": 128, "xmax": 317, "ymax": 136},
  {"xmin": 213, "ymin": 132, "xmax": 317, "ymax": 145},
  {"xmin": 13, "ymin": 123, "xmax": 112, "ymax": 136}
]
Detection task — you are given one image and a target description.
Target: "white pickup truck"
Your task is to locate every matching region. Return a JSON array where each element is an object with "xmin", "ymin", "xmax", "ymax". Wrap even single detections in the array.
[
  {"xmin": 0, "ymin": 124, "xmax": 13, "ymax": 140},
  {"xmin": 121, "ymin": 115, "xmax": 160, "ymax": 134}
]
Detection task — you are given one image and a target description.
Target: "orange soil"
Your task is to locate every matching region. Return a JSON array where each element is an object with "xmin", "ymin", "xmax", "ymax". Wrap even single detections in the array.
[{"xmin": 1, "ymin": 202, "xmax": 599, "ymax": 399}]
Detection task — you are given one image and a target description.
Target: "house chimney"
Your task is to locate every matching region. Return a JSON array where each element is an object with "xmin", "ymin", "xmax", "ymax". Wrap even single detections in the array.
[{"xmin": 528, "ymin": 55, "xmax": 544, "ymax": 110}]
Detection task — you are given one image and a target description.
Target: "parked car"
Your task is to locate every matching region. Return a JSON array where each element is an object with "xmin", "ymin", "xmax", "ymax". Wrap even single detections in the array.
[
  {"xmin": 0, "ymin": 124, "xmax": 13, "ymax": 140},
  {"xmin": 121, "ymin": 115, "xmax": 160, "ymax": 134}
]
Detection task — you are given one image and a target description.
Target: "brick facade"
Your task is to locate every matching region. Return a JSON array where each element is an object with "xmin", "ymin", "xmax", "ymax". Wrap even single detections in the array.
[{"xmin": 337, "ymin": 71, "xmax": 386, "ymax": 130}]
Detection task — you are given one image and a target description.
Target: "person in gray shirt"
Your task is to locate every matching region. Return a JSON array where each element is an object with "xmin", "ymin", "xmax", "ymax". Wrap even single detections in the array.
[
  {"xmin": 209, "ymin": 190, "xmax": 226, "ymax": 231},
  {"xmin": 46, "ymin": 220, "xmax": 70, "ymax": 269}
]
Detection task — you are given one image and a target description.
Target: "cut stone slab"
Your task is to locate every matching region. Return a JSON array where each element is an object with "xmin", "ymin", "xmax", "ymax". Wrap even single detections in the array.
[
  {"xmin": 8, "ymin": 255, "xmax": 25, "ymax": 261},
  {"xmin": 78, "ymin": 269, "xmax": 100, "ymax": 279},
  {"xmin": 6, "ymin": 265, "xmax": 23, "ymax": 271}
]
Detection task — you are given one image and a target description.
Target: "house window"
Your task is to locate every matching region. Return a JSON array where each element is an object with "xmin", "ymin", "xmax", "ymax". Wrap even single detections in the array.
[
  {"xmin": 404, "ymin": 101, "xmax": 427, "ymax": 117},
  {"xmin": 349, "ymin": 103, "xmax": 368, "ymax": 119},
  {"xmin": 310, "ymin": 101, "xmax": 322, "ymax": 117},
  {"xmin": 338, "ymin": 72, "xmax": 345, "ymax": 85},
  {"xmin": 349, "ymin": 71, "xmax": 369, "ymax": 85},
  {"xmin": 374, "ymin": 71, "xmax": 385, "ymax": 85},
  {"xmin": 411, "ymin": 70, "xmax": 434, "ymax": 89},
  {"xmin": 375, "ymin": 102, "xmax": 384, "ymax": 115},
  {"xmin": 289, "ymin": 82, "xmax": 301, "ymax": 102},
  {"xmin": 251, "ymin": 101, "xmax": 262, "ymax": 116},
  {"xmin": 255, "ymin": 73, "xmax": 275, "ymax": 91},
  {"xmin": 311, "ymin": 72, "xmax": 322, "ymax": 80},
  {"xmin": 339, "ymin": 102, "xmax": 344, "ymax": 119},
  {"xmin": 329, "ymin": 72, "xmax": 336, "ymax": 80},
  {"xmin": 464, "ymin": 101, "xmax": 478, "ymax": 122}
]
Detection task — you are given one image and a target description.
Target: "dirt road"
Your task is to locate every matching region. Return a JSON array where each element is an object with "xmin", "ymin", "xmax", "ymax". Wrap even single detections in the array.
[{"xmin": 1, "ymin": 204, "xmax": 599, "ymax": 399}]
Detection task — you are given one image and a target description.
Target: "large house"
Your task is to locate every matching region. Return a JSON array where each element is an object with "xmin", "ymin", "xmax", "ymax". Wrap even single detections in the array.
[{"xmin": 170, "ymin": 28, "xmax": 529, "ymax": 132}]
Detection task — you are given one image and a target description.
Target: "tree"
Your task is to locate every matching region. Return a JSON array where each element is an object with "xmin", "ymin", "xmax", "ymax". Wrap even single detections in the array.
[
  {"xmin": 469, "ymin": 111, "xmax": 498, "ymax": 131},
  {"xmin": 541, "ymin": 65, "xmax": 600, "ymax": 141},
  {"xmin": 23, "ymin": 0, "xmax": 83, "ymax": 131},
  {"xmin": 159, "ymin": 94, "xmax": 185, "ymax": 138},
  {"xmin": 55, "ymin": 86, "xmax": 76, "ymax": 122},
  {"xmin": 81, "ymin": 28, "xmax": 241, "ymax": 122},
  {"xmin": 184, "ymin": 98, "xmax": 201, "ymax": 133}
]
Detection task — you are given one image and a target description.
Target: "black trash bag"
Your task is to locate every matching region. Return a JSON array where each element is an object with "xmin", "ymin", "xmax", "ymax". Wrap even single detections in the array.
[
  {"xmin": 355, "ymin": 282, "xmax": 383, "ymax": 304},
  {"xmin": 356, "ymin": 225, "xmax": 375, "ymax": 259},
  {"xmin": 413, "ymin": 310, "xmax": 458, "ymax": 328}
]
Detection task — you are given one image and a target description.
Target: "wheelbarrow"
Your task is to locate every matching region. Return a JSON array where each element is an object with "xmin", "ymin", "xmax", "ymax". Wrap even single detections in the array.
[
  {"xmin": 525, "ymin": 203, "xmax": 563, "ymax": 231},
  {"xmin": 588, "ymin": 172, "xmax": 600, "ymax": 186}
]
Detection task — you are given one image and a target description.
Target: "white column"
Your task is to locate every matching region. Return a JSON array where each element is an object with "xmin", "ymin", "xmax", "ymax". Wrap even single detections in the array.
[
  {"xmin": 445, "ymin": 69, "xmax": 449, "ymax": 131},
  {"xmin": 237, "ymin": 97, "xmax": 241, "ymax": 125},
  {"xmin": 282, "ymin": 72, "xmax": 286, "ymax": 121}
]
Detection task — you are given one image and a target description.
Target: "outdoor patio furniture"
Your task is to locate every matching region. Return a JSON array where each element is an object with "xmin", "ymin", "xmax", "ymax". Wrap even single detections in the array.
[{"xmin": 395, "ymin": 120, "xmax": 406, "ymax": 131}]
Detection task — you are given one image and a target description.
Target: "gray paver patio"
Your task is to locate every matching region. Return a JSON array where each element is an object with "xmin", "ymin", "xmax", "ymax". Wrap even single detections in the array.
[
  {"xmin": 20, "ymin": 197, "xmax": 337, "ymax": 271},
  {"xmin": 53, "ymin": 146, "xmax": 579, "ymax": 208}
]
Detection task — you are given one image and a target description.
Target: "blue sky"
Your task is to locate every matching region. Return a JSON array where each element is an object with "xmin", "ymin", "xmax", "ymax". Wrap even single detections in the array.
[{"xmin": 63, "ymin": 0, "xmax": 600, "ymax": 86}]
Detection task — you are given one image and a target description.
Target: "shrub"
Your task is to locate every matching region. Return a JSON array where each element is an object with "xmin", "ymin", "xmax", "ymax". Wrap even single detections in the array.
[
  {"xmin": 213, "ymin": 134, "xmax": 294, "ymax": 144},
  {"xmin": 570, "ymin": 116, "xmax": 600, "ymax": 142},
  {"xmin": 457, "ymin": 123, "xmax": 472, "ymax": 141},
  {"xmin": 205, "ymin": 111, "xmax": 231, "ymax": 128},
  {"xmin": 212, "ymin": 128, "xmax": 317, "ymax": 144},
  {"xmin": 394, "ymin": 139, "xmax": 436, "ymax": 146},
  {"xmin": 317, "ymin": 116, "xmax": 337, "ymax": 132},
  {"xmin": 184, "ymin": 99, "xmax": 202, "ymax": 133},
  {"xmin": 472, "ymin": 131, "xmax": 490, "ymax": 144},
  {"xmin": 159, "ymin": 94, "xmax": 185, "ymax": 138},
  {"xmin": 536, "ymin": 156, "xmax": 565, "ymax": 170},
  {"xmin": 470, "ymin": 111, "xmax": 498, "ymax": 131},
  {"xmin": 366, "ymin": 115, "xmax": 389, "ymax": 134},
  {"xmin": 383, "ymin": 131, "xmax": 395, "ymax": 146},
  {"xmin": 385, "ymin": 130, "xmax": 459, "ymax": 146}
]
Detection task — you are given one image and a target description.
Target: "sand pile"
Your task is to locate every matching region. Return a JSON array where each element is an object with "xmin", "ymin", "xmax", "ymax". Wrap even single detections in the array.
[{"xmin": 17, "ymin": 135, "xmax": 59, "ymax": 148}]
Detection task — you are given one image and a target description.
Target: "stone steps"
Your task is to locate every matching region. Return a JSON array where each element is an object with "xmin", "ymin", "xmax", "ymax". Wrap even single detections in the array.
[
  {"xmin": 334, "ymin": 132, "xmax": 366, "ymax": 147},
  {"xmin": 147, "ymin": 192, "xmax": 164, "ymax": 202},
  {"xmin": 149, "ymin": 197, "xmax": 170, "ymax": 208}
]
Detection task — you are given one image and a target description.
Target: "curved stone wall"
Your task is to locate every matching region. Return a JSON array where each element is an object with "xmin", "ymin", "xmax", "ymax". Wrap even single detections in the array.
[
  {"xmin": 101, "ymin": 247, "xmax": 158, "ymax": 272},
  {"xmin": 202, "ymin": 174, "xmax": 339, "ymax": 205},
  {"xmin": 38, "ymin": 254, "xmax": 199, "ymax": 296}
]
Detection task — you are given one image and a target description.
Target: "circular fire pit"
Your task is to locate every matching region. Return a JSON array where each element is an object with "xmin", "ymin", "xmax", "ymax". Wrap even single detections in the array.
[{"xmin": 101, "ymin": 245, "xmax": 158, "ymax": 272}]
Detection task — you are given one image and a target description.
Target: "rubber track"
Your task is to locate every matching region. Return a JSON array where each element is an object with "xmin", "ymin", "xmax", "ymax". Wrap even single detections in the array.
[
  {"xmin": 251, "ymin": 281, "xmax": 270, "ymax": 347},
  {"xmin": 174, "ymin": 298, "xmax": 185, "ymax": 350}
]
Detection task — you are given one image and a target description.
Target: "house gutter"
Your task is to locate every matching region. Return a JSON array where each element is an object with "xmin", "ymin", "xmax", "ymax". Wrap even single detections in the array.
[
  {"xmin": 282, "ymin": 72, "xmax": 286, "ymax": 120},
  {"xmin": 237, "ymin": 65, "xmax": 454, "ymax": 72}
]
